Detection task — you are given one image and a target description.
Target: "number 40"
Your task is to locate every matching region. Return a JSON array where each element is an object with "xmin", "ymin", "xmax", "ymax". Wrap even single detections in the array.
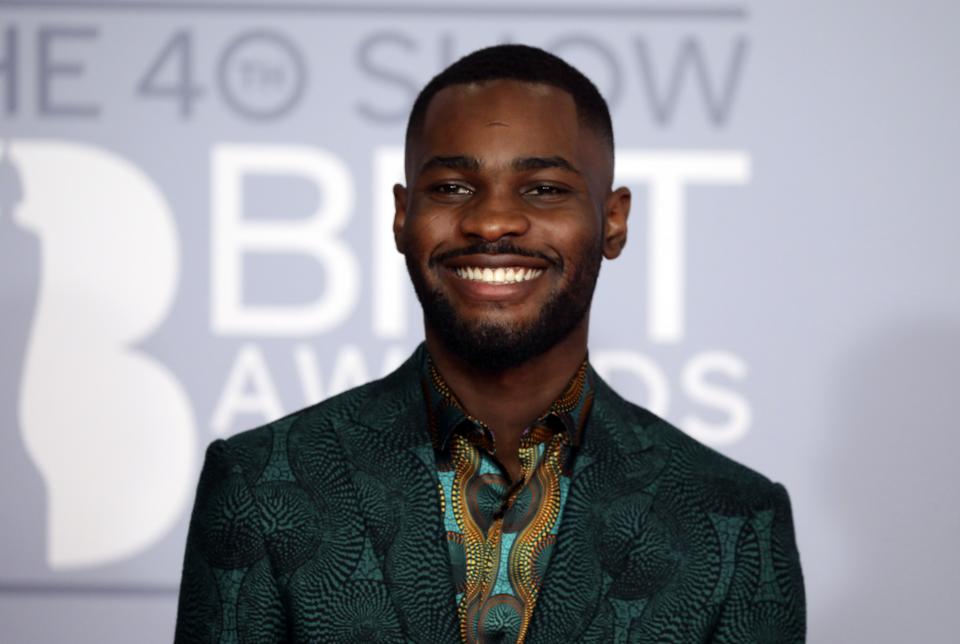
[{"xmin": 136, "ymin": 29, "xmax": 306, "ymax": 120}]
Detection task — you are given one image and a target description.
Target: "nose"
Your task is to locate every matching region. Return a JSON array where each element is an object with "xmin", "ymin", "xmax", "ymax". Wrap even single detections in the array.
[{"xmin": 458, "ymin": 191, "xmax": 530, "ymax": 242}]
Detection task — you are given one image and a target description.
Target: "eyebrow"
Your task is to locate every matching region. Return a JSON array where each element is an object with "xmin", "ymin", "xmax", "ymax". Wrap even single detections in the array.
[
  {"xmin": 513, "ymin": 155, "xmax": 581, "ymax": 175},
  {"xmin": 419, "ymin": 154, "xmax": 580, "ymax": 176},
  {"xmin": 419, "ymin": 155, "xmax": 481, "ymax": 174}
]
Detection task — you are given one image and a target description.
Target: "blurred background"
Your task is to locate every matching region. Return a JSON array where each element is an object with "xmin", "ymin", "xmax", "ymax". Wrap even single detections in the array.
[{"xmin": 1, "ymin": 1, "xmax": 957, "ymax": 642}]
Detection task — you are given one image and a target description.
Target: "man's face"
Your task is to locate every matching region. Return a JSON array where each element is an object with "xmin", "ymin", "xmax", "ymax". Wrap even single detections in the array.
[{"xmin": 394, "ymin": 80, "xmax": 629, "ymax": 370}]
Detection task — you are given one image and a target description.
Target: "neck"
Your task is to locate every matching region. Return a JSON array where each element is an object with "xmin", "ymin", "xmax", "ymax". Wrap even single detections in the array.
[{"xmin": 425, "ymin": 318, "xmax": 589, "ymax": 446}]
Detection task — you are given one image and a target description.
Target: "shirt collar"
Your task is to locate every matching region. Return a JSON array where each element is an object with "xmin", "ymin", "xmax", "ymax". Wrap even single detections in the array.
[{"xmin": 421, "ymin": 351, "xmax": 594, "ymax": 455}]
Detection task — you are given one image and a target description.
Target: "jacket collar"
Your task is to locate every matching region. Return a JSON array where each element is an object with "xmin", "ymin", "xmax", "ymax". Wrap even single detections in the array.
[
  {"xmin": 525, "ymin": 368, "xmax": 668, "ymax": 643},
  {"xmin": 352, "ymin": 345, "xmax": 461, "ymax": 641}
]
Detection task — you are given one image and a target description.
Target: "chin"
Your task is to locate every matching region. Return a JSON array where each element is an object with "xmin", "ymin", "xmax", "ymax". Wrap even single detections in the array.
[
  {"xmin": 420, "ymin": 289, "xmax": 589, "ymax": 372},
  {"xmin": 406, "ymin": 249, "xmax": 600, "ymax": 371}
]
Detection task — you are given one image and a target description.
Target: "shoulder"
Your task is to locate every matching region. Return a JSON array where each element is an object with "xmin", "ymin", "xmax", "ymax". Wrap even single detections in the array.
[
  {"xmin": 215, "ymin": 346, "xmax": 425, "ymax": 484},
  {"xmin": 591, "ymin": 372, "xmax": 788, "ymax": 513}
]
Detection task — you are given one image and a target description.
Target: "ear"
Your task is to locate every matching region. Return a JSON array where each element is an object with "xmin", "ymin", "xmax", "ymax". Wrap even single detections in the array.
[
  {"xmin": 392, "ymin": 183, "xmax": 408, "ymax": 253},
  {"xmin": 602, "ymin": 186, "xmax": 630, "ymax": 259}
]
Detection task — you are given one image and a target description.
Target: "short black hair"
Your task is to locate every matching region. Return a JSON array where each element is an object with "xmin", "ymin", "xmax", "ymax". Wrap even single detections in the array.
[{"xmin": 405, "ymin": 44, "xmax": 614, "ymax": 152}]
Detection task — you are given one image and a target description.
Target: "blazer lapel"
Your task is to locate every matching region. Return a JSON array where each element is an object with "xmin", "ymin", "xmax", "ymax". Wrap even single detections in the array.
[
  {"xmin": 525, "ymin": 372, "xmax": 667, "ymax": 644},
  {"xmin": 352, "ymin": 348, "xmax": 461, "ymax": 643}
]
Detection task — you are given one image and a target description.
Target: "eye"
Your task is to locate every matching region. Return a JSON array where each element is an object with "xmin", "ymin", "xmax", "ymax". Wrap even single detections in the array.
[
  {"xmin": 524, "ymin": 184, "xmax": 570, "ymax": 198},
  {"xmin": 432, "ymin": 182, "xmax": 473, "ymax": 196}
]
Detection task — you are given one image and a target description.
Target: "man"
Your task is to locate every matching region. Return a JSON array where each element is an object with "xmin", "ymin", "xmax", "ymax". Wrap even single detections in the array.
[{"xmin": 175, "ymin": 45, "xmax": 805, "ymax": 643}]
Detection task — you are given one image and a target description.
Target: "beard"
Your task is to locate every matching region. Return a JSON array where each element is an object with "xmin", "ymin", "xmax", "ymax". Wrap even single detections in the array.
[{"xmin": 405, "ymin": 239, "xmax": 603, "ymax": 372}]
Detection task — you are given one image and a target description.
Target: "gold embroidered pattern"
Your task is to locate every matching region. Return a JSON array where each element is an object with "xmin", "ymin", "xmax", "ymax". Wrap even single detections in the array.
[{"xmin": 423, "ymin": 354, "xmax": 593, "ymax": 643}]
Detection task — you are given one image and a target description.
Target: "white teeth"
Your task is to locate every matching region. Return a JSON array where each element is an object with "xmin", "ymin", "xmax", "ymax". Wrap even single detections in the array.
[{"xmin": 454, "ymin": 266, "xmax": 544, "ymax": 284}]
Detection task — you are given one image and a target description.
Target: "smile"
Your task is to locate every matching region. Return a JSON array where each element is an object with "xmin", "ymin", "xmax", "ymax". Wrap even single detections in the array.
[{"xmin": 453, "ymin": 266, "xmax": 545, "ymax": 284}]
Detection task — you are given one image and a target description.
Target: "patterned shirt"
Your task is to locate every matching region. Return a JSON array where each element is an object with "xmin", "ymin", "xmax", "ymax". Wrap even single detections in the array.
[{"xmin": 422, "ymin": 356, "xmax": 594, "ymax": 644}]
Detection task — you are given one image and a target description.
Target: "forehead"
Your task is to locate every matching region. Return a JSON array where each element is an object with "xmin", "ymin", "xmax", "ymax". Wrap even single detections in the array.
[
  {"xmin": 426, "ymin": 80, "xmax": 577, "ymax": 130},
  {"xmin": 413, "ymin": 80, "xmax": 589, "ymax": 162}
]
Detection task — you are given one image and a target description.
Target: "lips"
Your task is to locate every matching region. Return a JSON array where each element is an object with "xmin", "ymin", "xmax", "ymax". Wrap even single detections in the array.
[
  {"xmin": 453, "ymin": 266, "xmax": 544, "ymax": 284},
  {"xmin": 440, "ymin": 253, "xmax": 551, "ymax": 300}
]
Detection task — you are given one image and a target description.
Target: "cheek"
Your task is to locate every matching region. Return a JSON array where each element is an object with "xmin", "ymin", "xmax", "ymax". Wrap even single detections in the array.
[
  {"xmin": 552, "ymin": 220, "xmax": 603, "ymax": 266},
  {"xmin": 403, "ymin": 212, "xmax": 456, "ymax": 259}
]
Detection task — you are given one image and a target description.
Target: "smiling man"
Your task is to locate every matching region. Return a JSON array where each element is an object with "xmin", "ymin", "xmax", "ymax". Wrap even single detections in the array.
[{"xmin": 175, "ymin": 45, "xmax": 805, "ymax": 644}]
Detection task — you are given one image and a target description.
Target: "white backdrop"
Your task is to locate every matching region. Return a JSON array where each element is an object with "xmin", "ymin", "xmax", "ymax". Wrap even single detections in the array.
[{"xmin": 0, "ymin": 1, "xmax": 958, "ymax": 642}]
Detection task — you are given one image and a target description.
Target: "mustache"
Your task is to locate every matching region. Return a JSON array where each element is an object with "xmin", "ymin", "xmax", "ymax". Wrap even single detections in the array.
[{"xmin": 431, "ymin": 241, "xmax": 560, "ymax": 269}]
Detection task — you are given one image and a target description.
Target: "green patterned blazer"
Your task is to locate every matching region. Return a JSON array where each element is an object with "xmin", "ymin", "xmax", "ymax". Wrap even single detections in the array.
[{"xmin": 175, "ymin": 346, "xmax": 805, "ymax": 643}]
